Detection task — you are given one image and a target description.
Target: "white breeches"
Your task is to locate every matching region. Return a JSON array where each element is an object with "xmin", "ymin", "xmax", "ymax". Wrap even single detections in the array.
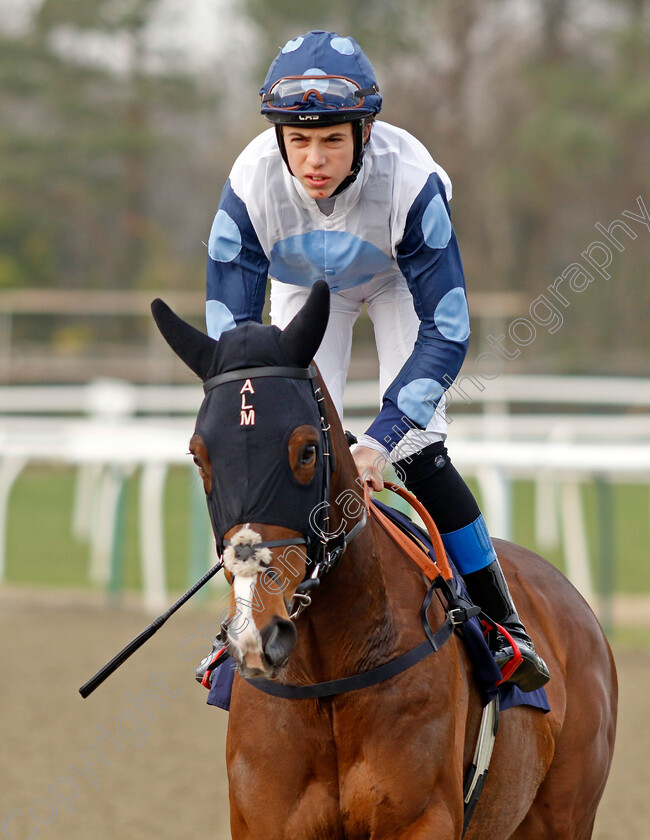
[{"xmin": 269, "ymin": 274, "xmax": 447, "ymax": 461}]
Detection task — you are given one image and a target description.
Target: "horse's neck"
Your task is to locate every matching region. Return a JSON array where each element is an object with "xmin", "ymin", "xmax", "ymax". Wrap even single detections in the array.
[
  {"xmin": 290, "ymin": 523, "xmax": 395, "ymax": 682},
  {"xmin": 288, "ymin": 428, "xmax": 428, "ymax": 682}
]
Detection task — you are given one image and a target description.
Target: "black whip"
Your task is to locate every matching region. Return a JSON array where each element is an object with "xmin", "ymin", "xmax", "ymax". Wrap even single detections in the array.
[{"xmin": 79, "ymin": 559, "xmax": 224, "ymax": 698}]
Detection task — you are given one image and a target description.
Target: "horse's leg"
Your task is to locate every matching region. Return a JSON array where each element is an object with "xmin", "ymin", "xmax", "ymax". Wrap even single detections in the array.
[
  {"xmin": 229, "ymin": 783, "xmax": 345, "ymax": 840},
  {"xmin": 508, "ymin": 736, "xmax": 611, "ymax": 840},
  {"xmin": 575, "ymin": 815, "xmax": 597, "ymax": 840},
  {"xmin": 228, "ymin": 748, "xmax": 345, "ymax": 840},
  {"xmin": 336, "ymin": 664, "xmax": 468, "ymax": 840},
  {"xmin": 340, "ymin": 771, "xmax": 463, "ymax": 840},
  {"xmin": 510, "ymin": 792, "xmax": 600, "ymax": 840},
  {"xmin": 507, "ymin": 640, "xmax": 616, "ymax": 840},
  {"xmin": 227, "ymin": 682, "xmax": 346, "ymax": 840}
]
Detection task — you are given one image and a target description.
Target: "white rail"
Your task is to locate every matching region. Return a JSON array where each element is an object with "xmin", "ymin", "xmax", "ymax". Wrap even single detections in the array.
[
  {"xmin": 1, "ymin": 377, "xmax": 648, "ymax": 617},
  {"xmin": 2, "ymin": 373, "xmax": 650, "ymax": 414}
]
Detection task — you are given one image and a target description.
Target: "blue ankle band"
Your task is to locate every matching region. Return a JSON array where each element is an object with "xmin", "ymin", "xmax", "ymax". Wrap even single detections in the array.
[{"xmin": 441, "ymin": 515, "xmax": 497, "ymax": 574}]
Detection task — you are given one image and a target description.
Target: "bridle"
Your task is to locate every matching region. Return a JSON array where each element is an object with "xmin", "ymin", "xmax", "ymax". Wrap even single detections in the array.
[
  {"xmin": 202, "ymin": 363, "xmax": 491, "ymax": 718},
  {"xmin": 202, "ymin": 363, "xmax": 367, "ymax": 617}
]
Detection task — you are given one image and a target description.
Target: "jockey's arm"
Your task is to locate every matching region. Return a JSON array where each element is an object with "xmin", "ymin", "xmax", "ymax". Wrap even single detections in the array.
[
  {"xmin": 205, "ymin": 178, "xmax": 269, "ymax": 339},
  {"xmin": 357, "ymin": 173, "xmax": 470, "ymax": 477}
]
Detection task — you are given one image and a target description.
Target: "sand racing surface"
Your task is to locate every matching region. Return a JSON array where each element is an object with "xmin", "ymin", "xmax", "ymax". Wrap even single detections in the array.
[{"xmin": 1, "ymin": 587, "xmax": 647, "ymax": 840}]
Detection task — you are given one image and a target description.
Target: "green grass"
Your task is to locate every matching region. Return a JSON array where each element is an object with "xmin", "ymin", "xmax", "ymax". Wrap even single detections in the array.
[
  {"xmin": 6, "ymin": 465, "xmax": 90, "ymax": 587},
  {"xmin": 507, "ymin": 479, "xmax": 650, "ymax": 593},
  {"xmin": 609, "ymin": 624, "xmax": 650, "ymax": 647},
  {"xmin": 5, "ymin": 463, "xmax": 214, "ymax": 593},
  {"xmin": 5, "ymin": 465, "xmax": 650, "ymax": 599}
]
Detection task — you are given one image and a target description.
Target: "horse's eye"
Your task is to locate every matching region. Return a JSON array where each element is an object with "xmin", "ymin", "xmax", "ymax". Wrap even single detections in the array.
[
  {"xmin": 288, "ymin": 426, "xmax": 320, "ymax": 483},
  {"xmin": 301, "ymin": 444, "xmax": 317, "ymax": 465}
]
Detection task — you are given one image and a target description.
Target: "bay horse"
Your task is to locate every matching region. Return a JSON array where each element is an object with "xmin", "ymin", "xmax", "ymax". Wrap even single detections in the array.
[{"xmin": 152, "ymin": 281, "xmax": 617, "ymax": 840}]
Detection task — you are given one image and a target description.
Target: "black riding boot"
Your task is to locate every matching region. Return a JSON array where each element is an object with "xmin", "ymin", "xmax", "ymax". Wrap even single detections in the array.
[
  {"xmin": 463, "ymin": 561, "xmax": 550, "ymax": 692},
  {"xmin": 394, "ymin": 442, "xmax": 550, "ymax": 693}
]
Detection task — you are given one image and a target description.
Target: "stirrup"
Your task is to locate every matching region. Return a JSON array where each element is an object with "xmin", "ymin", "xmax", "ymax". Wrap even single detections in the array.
[
  {"xmin": 195, "ymin": 636, "xmax": 230, "ymax": 690},
  {"xmin": 486, "ymin": 621, "xmax": 550, "ymax": 692}
]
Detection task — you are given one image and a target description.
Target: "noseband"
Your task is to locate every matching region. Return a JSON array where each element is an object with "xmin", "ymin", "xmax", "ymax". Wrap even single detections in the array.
[{"xmin": 203, "ymin": 364, "xmax": 367, "ymax": 614}]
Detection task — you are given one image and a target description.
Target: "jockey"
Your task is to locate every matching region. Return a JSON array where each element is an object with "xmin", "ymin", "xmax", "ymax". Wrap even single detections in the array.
[{"xmin": 205, "ymin": 30, "xmax": 549, "ymax": 692}]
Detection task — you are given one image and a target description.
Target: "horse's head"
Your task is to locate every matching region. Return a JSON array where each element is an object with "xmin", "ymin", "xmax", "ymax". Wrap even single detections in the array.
[{"xmin": 152, "ymin": 282, "xmax": 334, "ymax": 678}]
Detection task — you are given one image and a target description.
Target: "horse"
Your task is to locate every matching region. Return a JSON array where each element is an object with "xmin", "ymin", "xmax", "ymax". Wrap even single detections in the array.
[{"xmin": 152, "ymin": 281, "xmax": 617, "ymax": 840}]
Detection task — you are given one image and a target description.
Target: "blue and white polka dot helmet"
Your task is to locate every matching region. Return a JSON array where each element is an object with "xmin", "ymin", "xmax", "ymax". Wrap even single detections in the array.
[{"xmin": 260, "ymin": 30, "xmax": 382, "ymax": 125}]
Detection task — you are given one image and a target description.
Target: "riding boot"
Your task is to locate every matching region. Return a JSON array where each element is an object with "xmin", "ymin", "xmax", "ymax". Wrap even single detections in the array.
[
  {"xmin": 462, "ymin": 560, "xmax": 550, "ymax": 692},
  {"xmin": 393, "ymin": 442, "xmax": 550, "ymax": 693}
]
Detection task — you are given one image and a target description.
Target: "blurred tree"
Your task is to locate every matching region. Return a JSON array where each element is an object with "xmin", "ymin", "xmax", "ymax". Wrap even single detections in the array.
[
  {"xmin": 0, "ymin": 0, "xmax": 647, "ymax": 374},
  {"xmin": 242, "ymin": 0, "xmax": 410, "ymax": 75},
  {"xmin": 239, "ymin": 0, "xmax": 649, "ymax": 373},
  {"xmin": 494, "ymin": 0, "xmax": 650, "ymax": 371},
  {"xmin": 0, "ymin": 30, "xmax": 68, "ymax": 288},
  {"xmin": 0, "ymin": 0, "xmax": 221, "ymax": 293}
]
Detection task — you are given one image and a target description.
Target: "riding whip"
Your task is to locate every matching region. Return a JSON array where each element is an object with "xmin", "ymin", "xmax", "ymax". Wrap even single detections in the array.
[{"xmin": 79, "ymin": 559, "xmax": 223, "ymax": 698}]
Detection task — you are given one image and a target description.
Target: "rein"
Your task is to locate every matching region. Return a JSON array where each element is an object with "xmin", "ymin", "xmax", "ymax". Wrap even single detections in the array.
[
  {"xmin": 207, "ymin": 364, "xmax": 478, "ymax": 700},
  {"xmin": 243, "ymin": 486, "xmax": 480, "ymax": 700},
  {"xmin": 243, "ymin": 573, "xmax": 475, "ymax": 699}
]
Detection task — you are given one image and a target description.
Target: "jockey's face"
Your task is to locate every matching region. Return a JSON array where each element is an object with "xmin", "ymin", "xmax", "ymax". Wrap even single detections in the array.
[{"xmin": 282, "ymin": 123, "xmax": 361, "ymax": 199}]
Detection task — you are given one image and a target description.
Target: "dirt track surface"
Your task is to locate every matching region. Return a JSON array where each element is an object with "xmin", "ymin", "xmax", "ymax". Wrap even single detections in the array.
[{"xmin": 1, "ymin": 587, "xmax": 647, "ymax": 840}]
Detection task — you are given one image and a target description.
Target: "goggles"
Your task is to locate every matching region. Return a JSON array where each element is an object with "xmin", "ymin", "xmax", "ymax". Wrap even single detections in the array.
[{"xmin": 262, "ymin": 75, "xmax": 378, "ymax": 111}]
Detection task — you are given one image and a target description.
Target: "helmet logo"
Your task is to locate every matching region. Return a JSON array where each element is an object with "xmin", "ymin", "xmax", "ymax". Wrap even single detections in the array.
[{"xmin": 298, "ymin": 114, "xmax": 320, "ymax": 121}]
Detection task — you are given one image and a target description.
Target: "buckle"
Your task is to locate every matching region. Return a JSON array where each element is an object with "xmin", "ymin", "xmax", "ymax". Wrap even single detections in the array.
[
  {"xmin": 449, "ymin": 603, "xmax": 481, "ymax": 626},
  {"xmin": 324, "ymin": 531, "xmax": 346, "ymax": 570}
]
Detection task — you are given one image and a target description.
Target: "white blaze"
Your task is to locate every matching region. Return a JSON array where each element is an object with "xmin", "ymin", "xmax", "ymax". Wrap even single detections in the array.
[{"xmin": 223, "ymin": 525, "xmax": 269, "ymax": 662}]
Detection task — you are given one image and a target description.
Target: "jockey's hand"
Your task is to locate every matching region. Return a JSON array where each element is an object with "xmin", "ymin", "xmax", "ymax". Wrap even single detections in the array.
[{"xmin": 352, "ymin": 445, "xmax": 387, "ymax": 493}]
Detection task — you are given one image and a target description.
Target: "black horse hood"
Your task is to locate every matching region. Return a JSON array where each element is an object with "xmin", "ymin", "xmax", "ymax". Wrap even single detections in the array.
[
  {"xmin": 196, "ymin": 362, "xmax": 326, "ymax": 547},
  {"xmin": 213, "ymin": 321, "xmax": 286, "ymax": 372},
  {"xmin": 151, "ymin": 281, "xmax": 331, "ymax": 549}
]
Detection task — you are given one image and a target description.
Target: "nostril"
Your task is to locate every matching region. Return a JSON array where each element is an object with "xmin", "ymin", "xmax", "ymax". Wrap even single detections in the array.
[{"xmin": 261, "ymin": 618, "xmax": 297, "ymax": 668}]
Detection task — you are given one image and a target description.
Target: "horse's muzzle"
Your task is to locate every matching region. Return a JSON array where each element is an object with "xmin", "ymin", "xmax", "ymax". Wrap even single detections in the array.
[{"xmin": 260, "ymin": 616, "xmax": 297, "ymax": 671}]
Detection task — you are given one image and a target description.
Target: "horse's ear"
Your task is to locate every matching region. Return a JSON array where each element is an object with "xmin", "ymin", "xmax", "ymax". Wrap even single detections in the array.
[
  {"xmin": 151, "ymin": 298, "xmax": 218, "ymax": 381},
  {"xmin": 279, "ymin": 280, "xmax": 330, "ymax": 367}
]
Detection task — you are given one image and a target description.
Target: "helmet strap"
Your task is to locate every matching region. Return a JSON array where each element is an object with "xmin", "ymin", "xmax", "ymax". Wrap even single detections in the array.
[
  {"xmin": 275, "ymin": 124, "xmax": 294, "ymax": 175},
  {"xmin": 332, "ymin": 118, "xmax": 367, "ymax": 196}
]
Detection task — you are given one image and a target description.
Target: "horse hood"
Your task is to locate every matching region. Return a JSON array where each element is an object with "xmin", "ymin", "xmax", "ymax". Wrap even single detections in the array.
[{"xmin": 151, "ymin": 281, "xmax": 331, "ymax": 550}]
